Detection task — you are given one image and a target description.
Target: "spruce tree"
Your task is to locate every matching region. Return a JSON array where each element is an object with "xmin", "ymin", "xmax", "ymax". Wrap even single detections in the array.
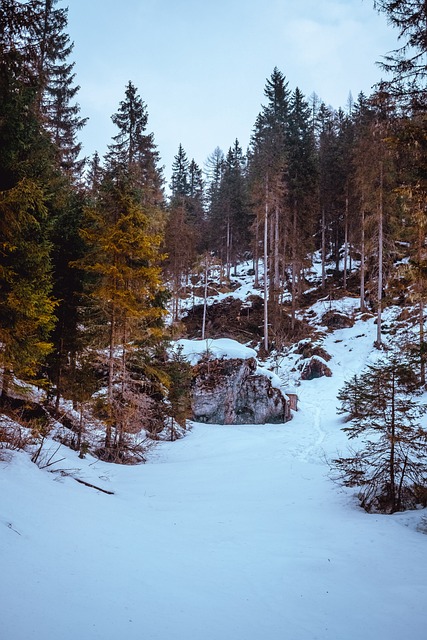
[
  {"xmin": 217, "ymin": 140, "xmax": 250, "ymax": 276},
  {"xmin": 0, "ymin": 1, "xmax": 57, "ymax": 398},
  {"xmin": 170, "ymin": 144, "xmax": 190, "ymax": 199},
  {"xmin": 334, "ymin": 354, "xmax": 427, "ymax": 513},
  {"xmin": 287, "ymin": 87, "xmax": 318, "ymax": 320},
  {"xmin": 165, "ymin": 145, "xmax": 204, "ymax": 304},
  {"xmin": 77, "ymin": 83, "xmax": 166, "ymax": 457},
  {"xmin": 374, "ymin": 1, "xmax": 427, "ymax": 106},
  {"xmin": 248, "ymin": 67, "xmax": 290, "ymax": 351},
  {"xmin": 28, "ymin": 0, "xmax": 86, "ymax": 177}
]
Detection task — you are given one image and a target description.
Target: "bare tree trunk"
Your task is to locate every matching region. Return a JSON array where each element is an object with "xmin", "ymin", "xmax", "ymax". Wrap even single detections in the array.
[
  {"xmin": 291, "ymin": 201, "xmax": 297, "ymax": 330},
  {"xmin": 343, "ymin": 193, "xmax": 349, "ymax": 289},
  {"xmin": 360, "ymin": 206, "xmax": 366, "ymax": 312},
  {"xmin": 269, "ymin": 213, "xmax": 274, "ymax": 299},
  {"xmin": 264, "ymin": 175, "xmax": 269, "ymax": 352},
  {"xmin": 417, "ymin": 212, "xmax": 425, "ymax": 385},
  {"xmin": 226, "ymin": 217, "xmax": 231, "ymax": 280},
  {"xmin": 376, "ymin": 161, "xmax": 384, "ymax": 348},
  {"xmin": 106, "ymin": 303, "xmax": 116, "ymax": 449},
  {"xmin": 274, "ymin": 205, "xmax": 280, "ymax": 293},
  {"xmin": 254, "ymin": 220, "xmax": 259, "ymax": 288},
  {"xmin": 419, "ymin": 295, "xmax": 425, "ymax": 385},
  {"xmin": 321, "ymin": 206, "xmax": 326, "ymax": 289},
  {"xmin": 389, "ymin": 369, "xmax": 396, "ymax": 511},
  {"xmin": 202, "ymin": 254, "xmax": 209, "ymax": 340}
]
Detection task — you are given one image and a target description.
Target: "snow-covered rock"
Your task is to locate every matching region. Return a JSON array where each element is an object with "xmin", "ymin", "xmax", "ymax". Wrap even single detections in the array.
[
  {"xmin": 173, "ymin": 337, "xmax": 257, "ymax": 365},
  {"xmin": 191, "ymin": 357, "xmax": 290, "ymax": 424}
]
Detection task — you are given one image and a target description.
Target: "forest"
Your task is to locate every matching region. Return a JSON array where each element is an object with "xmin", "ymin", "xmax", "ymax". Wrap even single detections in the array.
[{"xmin": 1, "ymin": 0, "xmax": 427, "ymax": 493}]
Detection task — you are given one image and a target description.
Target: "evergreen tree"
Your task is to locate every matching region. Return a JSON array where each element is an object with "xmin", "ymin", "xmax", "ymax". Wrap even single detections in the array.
[
  {"xmin": 165, "ymin": 145, "xmax": 205, "ymax": 307},
  {"xmin": 28, "ymin": 0, "xmax": 86, "ymax": 177},
  {"xmin": 287, "ymin": 87, "xmax": 318, "ymax": 319},
  {"xmin": 374, "ymin": 1, "xmax": 427, "ymax": 106},
  {"xmin": 204, "ymin": 146, "xmax": 225, "ymax": 257},
  {"xmin": 0, "ymin": 0, "xmax": 57, "ymax": 398},
  {"xmin": 334, "ymin": 354, "xmax": 427, "ymax": 513},
  {"xmin": 170, "ymin": 144, "xmax": 190, "ymax": 199},
  {"xmin": 77, "ymin": 84, "xmax": 166, "ymax": 457},
  {"xmin": 106, "ymin": 81, "xmax": 164, "ymax": 207},
  {"xmin": 248, "ymin": 67, "xmax": 290, "ymax": 351},
  {"xmin": 187, "ymin": 158, "xmax": 205, "ymax": 246},
  {"xmin": 316, "ymin": 103, "xmax": 337, "ymax": 287}
]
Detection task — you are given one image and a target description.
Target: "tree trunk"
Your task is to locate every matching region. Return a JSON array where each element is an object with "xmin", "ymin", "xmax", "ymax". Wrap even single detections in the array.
[
  {"xmin": 254, "ymin": 220, "xmax": 259, "ymax": 288},
  {"xmin": 376, "ymin": 161, "xmax": 384, "ymax": 348},
  {"xmin": 321, "ymin": 206, "xmax": 326, "ymax": 289},
  {"xmin": 0, "ymin": 367, "xmax": 12, "ymax": 403},
  {"xmin": 291, "ymin": 200, "xmax": 297, "ymax": 330},
  {"xmin": 202, "ymin": 254, "xmax": 209, "ymax": 340},
  {"xmin": 360, "ymin": 205, "xmax": 366, "ymax": 312},
  {"xmin": 343, "ymin": 193, "xmax": 349, "ymax": 290},
  {"xmin": 263, "ymin": 175, "xmax": 269, "ymax": 352},
  {"xmin": 226, "ymin": 217, "xmax": 231, "ymax": 280},
  {"xmin": 389, "ymin": 369, "xmax": 396, "ymax": 511},
  {"xmin": 417, "ymin": 213, "xmax": 425, "ymax": 385},
  {"xmin": 106, "ymin": 303, "xmax": 116, "ymax": 449}
]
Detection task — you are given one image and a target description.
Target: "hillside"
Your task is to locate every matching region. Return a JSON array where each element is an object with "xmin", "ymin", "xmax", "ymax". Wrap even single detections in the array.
[{"xmin": 1, "ymin": 284, "xmax": 427, "ymax": 640}]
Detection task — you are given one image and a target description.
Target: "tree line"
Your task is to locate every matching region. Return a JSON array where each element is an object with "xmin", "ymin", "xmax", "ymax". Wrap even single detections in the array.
[{"xmin": 2, "ymin": 0, "xmax": 427, "ymax": 461}]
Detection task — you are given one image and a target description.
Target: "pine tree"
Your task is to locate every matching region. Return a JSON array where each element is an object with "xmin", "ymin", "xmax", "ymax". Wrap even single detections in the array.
[
  {"xmin": 170, "ymin": 144, "xmax": 190, "ymax": 199},
  {"xmin": 334, "ymin": 354, "xmax": 427, "ymax": 513},
  {"xmin": 374, "ymin": 1, "xmax": 427, "ymax": 106},
  {"xmin": 204, "ymin": 147, "xmax": 225, "ymax": 260},
  {"xmin": 27, "ymin": 0, "xmax": 86, "ymax": 177},
  {"xmin": 77, "ymin": 84, "xmax": 166, "ymax": 457},
  {"xmin": 0, "ymin": 1, "xmax": 57, "ymax": 398},
  {"xmin": 214, "ymin": 140, "xmax": 250, "ymax": 277},
  {"xmin": 165, "ymin": 145, "xmax": 204, "ymax": 305},
  {"xmin": 287, "ymin": 87, "xmax": 318, "ymax": 320},
  {"xmin": 248, "ymin": 67, "xmax": 290, "ymax": 351},
  {"xmin": 187, "ymin": 158, "xmax": 205, "ymax": 250}
]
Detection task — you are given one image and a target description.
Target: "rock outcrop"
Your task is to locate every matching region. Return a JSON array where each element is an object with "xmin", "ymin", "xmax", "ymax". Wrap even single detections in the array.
[
  {"xmin": 191, "ymin": 357, "xmax": 290, "ymax": 425},
  {"xmin": 321, "ymin": 310, "xmax": 354, "ymax": 330},
  {"xmin": 300, "ymin": 356, "xmax": 332, "ymax": 380}
]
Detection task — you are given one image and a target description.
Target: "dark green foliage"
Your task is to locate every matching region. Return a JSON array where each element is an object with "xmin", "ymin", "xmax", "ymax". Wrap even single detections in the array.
[
  {"xmin": 170, "ymin": 143, "xmax": 191, "ymax": 199},
  {"xmin": 334, "ymin": 354, "xmax": 427, "ymax": 512},
  {"xmin": 374, "ymin": 1, "xmax": 427, "ymax": 105},
  {"xmin": 106, "ymin": 81, "xmax": 163, "ymax": 206},
  {"xmin": 165, "ymin": 346, "xmax": 193, "ymax": 428},
  {"xmin": 0, "ymin": 2, "xmax": 59, "ymax": 395}
]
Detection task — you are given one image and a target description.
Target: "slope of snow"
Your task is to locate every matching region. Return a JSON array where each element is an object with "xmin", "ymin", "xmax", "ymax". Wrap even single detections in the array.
[{"xmin": 1, "ymin": 315, "xmax": 427, "ymax": 640}]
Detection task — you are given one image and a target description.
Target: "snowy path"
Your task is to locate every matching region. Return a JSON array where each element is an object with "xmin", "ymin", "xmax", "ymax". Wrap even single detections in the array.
[{"xmin": 1, "ymin": 319, "xmax": 427, "ymax": 639}]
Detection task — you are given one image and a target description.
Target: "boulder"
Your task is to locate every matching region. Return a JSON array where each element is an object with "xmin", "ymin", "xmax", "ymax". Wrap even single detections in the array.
[
  {"xmin": 321, "ymin": 310, "xmax": 354, "ymax": 329},
  {"xmin": 296, "ymin": 339, "xmax": 331, "ymax": 362},
  {"xmin": 300, "ymin": 356, "xmax": 332, "ymax": 380},
  {"xmin": 191, "ymin": 357, "xmax": 290, "ymax": 424}
]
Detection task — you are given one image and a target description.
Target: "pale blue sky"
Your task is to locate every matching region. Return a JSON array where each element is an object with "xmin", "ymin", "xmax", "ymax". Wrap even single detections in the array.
[{"xmin": 67, "ymin": 0, "xmax": 399, "ymax": 182}]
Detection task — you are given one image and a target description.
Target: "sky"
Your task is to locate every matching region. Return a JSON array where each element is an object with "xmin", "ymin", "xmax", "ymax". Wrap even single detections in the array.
[{"xmin": 66, "ymin": 0, "xmax": 400, "ymax": 183}]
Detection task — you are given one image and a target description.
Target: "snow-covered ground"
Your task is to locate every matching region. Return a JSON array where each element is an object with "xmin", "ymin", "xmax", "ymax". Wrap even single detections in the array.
[{"xmin": 1, "ymin": 314, "xmax": 427, "ymax": 640}]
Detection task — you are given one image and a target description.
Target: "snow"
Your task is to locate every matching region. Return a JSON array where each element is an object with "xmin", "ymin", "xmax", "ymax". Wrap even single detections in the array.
[
  {"xmin": 1, "ymin": 312, "xmax": 427, "ymax": 639},
  {"xmin": 174, "ymin": 337, "xmax": 257, "ymax": 365}
]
